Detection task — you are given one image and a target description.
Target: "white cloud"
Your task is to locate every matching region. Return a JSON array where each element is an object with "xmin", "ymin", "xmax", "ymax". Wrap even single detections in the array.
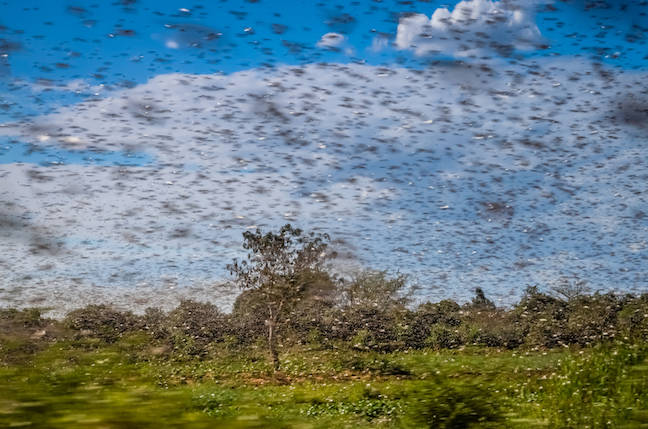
[
  {"xmin": 369, "ymin": 35, "xmax": 390, "ymax": 53},
  {"xmin": 165, "ymin": 39, "xmax": 180, "ymax": 49},
  {"xmin": 0, "ymin": 59, "xmax": 646, "ymax": 308},
  {"xmin": 316, "ymin": 32, "xmax": 347, "ymax": 49},
  {"xmin": 395, "ymin": 0, "xmax": 543, "ymax": 57}
]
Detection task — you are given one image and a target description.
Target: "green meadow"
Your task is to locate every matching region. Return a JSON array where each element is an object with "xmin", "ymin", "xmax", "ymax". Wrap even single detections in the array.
[{"xmin": 2, "ymin": 315, "xmax": 647, "ymax": 428}]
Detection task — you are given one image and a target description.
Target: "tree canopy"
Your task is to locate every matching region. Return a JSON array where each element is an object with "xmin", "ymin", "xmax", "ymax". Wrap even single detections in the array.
[{"xmin": 227, "ymin": 224, "xmax": 333, "ymax": 369}]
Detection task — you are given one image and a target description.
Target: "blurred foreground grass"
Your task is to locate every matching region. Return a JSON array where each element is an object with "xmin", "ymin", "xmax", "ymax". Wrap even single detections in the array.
[{"xmin": 2, "ymin": 333, "xmax": 648, "ymax": 428}]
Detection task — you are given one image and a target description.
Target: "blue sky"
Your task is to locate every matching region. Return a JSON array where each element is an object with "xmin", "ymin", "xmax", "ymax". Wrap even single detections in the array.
[
  {"xmin": 2, "ymin": 0, "xmax": 646, "ymax": 101},
  {"xmin": 0, "ymin": 0, "xmax": 647, "ymax": 311}
]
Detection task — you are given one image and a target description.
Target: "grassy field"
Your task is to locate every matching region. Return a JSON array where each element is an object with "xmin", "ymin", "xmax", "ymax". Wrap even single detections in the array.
[{"xmin": 2, "ymin": 333, "xmax": 648, "ymax": 428}]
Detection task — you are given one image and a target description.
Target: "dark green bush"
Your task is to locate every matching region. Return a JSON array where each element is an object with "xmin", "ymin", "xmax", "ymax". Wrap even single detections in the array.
[
  {"xmin": 617, "ymin": 293, "xmax": 648, "ymax": 340},
  {"xmin": 425, "ymin": 324, "xmax": 464, "ymax": 350},
  {"xmin": 335, "ymin": 306, "xmax": 403, "ymax": 351},
  {"xmin": 403, "ymin": 300, "xmax": 461, "ymax": 349},
  {"xmin": 402, "ymin": 378, "xmax": 504, "ymax": 428},
  {"xmin": 0, "ymin": 308, "xmax": 54, "ymax": 363},
  {"xmin": 512, "ymin": 286, "xmax": 568, "ymax": 347},
  {"xmin": 6, "ymin": 285, "xmax": 648, "ymax": 356},
  {"xmin": 460, "ymin": 309, "xmax": 523, "ymax": 349},
  {"xmin": 167, "ymin": 300, "xmax": 229, "ymax": 356},
  {"xmin": 64, "ymin": 304, "xmax": 142, "ymax": 342},
  {"xmin": 562, "ymin": 293, "xmax": 624, "ymax": 346},
  {"xmin": 230, "ymin": 289, "xmax": 268, "ymax": 344},
  {"xmin": 141, "ymin": 306, "xmax": 170, "ymax": 340},
  {"xmin": 0, "ymin": 307, "xmax": 48, "ymax": 329}
]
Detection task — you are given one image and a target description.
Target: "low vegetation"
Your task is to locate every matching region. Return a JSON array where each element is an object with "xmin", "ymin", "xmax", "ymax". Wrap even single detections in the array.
[
  {"xmin": 2, "ymin": 225, "xmax": 647, "ymax": 427},
  {"xmin": 2, "ymin": 285, "xmax": 648, "ymax": 428}
]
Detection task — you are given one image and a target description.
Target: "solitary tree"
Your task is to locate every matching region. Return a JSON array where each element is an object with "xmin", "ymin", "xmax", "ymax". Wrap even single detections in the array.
[{"xmin": 227, "ymin": 224, "xmax": 332, "ymax": 370}]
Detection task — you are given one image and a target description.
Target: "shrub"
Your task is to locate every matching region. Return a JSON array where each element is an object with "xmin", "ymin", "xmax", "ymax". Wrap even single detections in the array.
[
  {"xmin": 335, "ymin": 307, "xmax": 403, "ymax": 351},
  {"xmin": 402, "ymin": 378, "xmax": 504, "ymax": 428},
  {"xmin": 0, "ymin": 307, "xmax": 48, "ymax": 329},
  {"xmin": 562, "ymin": 293, "xmax": 624, "ymax": 346},
  {"xmin": 617, "ymin": 293, "xmax": 648, "ymax": 340},
  {"xmin": 403, "ymin": 300, "xmax": 461, "ymax": 349},
  {"xmin": 167, "ymin": 300, "xmax": 229, "ymax": 356},
  {"xmin": 64, "ymin": 304, "xmax": 142, "ymax": 342},
  {"xmin": 425, "ymin": 324, "xmax": 464, "ymax": 350},
  {"xmin": 0, "ymin": 308, "xmax": 54, "ymax": 363},
  {"xmin": 230, "ymin": 289, "xmax": 268, "ymax": 344},
  {"xmin": 141, "ymin": 307, "xmax": 170, "ymax": 340},
  {"xmin": 459, "ymin": 309, "xmax": 523, "ymax": 349},
  {"xmin": 281, "ymin": 278, "xmax": 337, "ymax": 346},
  {"xmin": 512, "ymin": 286, "xmax": 568, "ymax": 348}
]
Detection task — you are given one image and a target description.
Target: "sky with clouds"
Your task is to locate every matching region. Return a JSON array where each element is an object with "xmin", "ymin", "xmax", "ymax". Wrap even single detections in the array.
[{"xmin": 0, "ymin": 0, "xmax": 646, "ymax": 312}]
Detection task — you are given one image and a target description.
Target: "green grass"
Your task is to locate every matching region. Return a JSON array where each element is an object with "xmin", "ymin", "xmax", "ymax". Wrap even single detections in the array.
[
  {"xmin": 2, "ymin": 335, "xmax": 647, "ymax": 428},
  {"xmin": 539, "ymin": 343, "xmax": 648, "ymax": 428}
]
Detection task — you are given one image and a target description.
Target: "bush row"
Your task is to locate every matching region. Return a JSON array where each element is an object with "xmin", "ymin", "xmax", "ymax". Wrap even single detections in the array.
[{"xmin": 2, "ymin": 284, "xmax": 648, "ymax": 358}]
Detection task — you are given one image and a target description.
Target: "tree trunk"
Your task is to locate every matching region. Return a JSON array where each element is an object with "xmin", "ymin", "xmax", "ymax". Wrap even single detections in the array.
[{"xmin": 267, "ymin": 320, "xmax": 280, "ymax": 371}]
